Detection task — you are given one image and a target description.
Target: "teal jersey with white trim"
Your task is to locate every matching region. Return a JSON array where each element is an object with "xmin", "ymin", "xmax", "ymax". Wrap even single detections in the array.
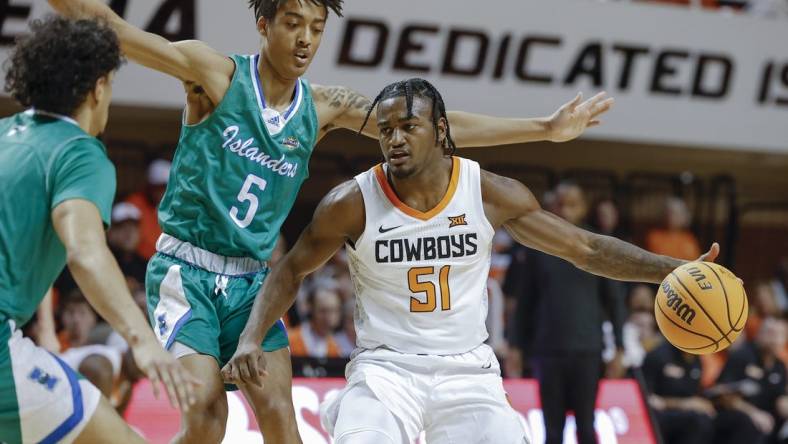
[
  {"xmin": 158, "ymin": 54, "xmax": 319, "ymax": 261},
  {"xmin": 0, "ymin": 111, "xmax": 115, "ymax": 325}
]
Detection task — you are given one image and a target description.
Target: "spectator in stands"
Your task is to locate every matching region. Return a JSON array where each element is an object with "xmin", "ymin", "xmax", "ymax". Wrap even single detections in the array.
[
  {"xmin": 489, "ymin": 230, "xmax": 514, "ymax": 364},
  {"xmin": 28, "ymin": 283, "xmax": 146, "ymax": 412},
  {"xmin": 642, "ymin": 339, "xmax": 715, "ymax": 444},
  {"xmin": 542, "ymin": 189, "xmax": 560, "ymax": 214},
  {"xmin": 107, "ymin": 202, "xmax": 147, "ymax": 286},
  {"xmin": 334, "ymin": 298, "xmax": 357, "ymax": 358},
  {"xmin": 490, "ymin": 230, "xmax": 514, "ymax": 285},
  {"xmin": 504, "ymin": 192, "xmax": 556, "ymax": 377},
  {"xmin": 57, "ymin": 291, "xmax": 121, "ymax": 398},
  {"xmin": 323, "ymin": 249, "xmax": 355, "ymax": 303},
  {"xmin": 271, "ymin": 232, "xmax": 288, "ymax": 266},
  {"xmin": 505, "ymin": 181, "xmax": 628, "ymax": 444},
  {"xmin": 295, "ymin": 250, "xmax": 355, "ymax": 327},
  {"xmin": 607, "ymin": 284, "xmax": 660, "ymax": 371},
  {"xmin": 591, "ymin": 198, "xmax": 629, "ymax": 241},
  {"xmin": 746, "ymin": 281, "xmax": 782, "ymax": 341},
  {"xmin": 711, "ymin": 317, "xmax": 788, "ymax": 444},
  {"xmin": 125, "ymin": 158, "xmax": 170, "ymax": 259},
  {"xmin": 86, "ymin": 280, "xmax": 147, "ymax": 414},
  {"xmin": 771, "ymin": 258, "xmax": 788, "ymax": 313},
  {"xmin": 486, "ymin": 277, "xmax": 508, "ymax": 359},
  {"xmin": 58, "ymin": 289, "xmax": 96, "ymax": 350},
  {"xmin": 289, "ymin": 288, "xmax": 343, "ymax": 358},
  {"xmin": 646, "ymin": 196, "xmax": 702, "ymax": 261}
]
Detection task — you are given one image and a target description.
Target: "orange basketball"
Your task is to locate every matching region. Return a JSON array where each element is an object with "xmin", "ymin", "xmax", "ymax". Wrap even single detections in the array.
[{"xmin": 654, "ymin": 262, "xmax": 748, "ymax": 355}]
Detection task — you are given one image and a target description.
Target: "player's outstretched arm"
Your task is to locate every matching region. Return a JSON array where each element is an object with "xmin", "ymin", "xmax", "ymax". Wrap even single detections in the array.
[
  {"xmin": 48, "ymin": 0, "xmax": 233, "ymax": 104},
  {"xmin": 481, "ymin": 170, "xmax": 719, "ymax": 284},
  {"xmin": 312, "ymin": 83, "xmax": 613, "ymax": 145},
  {"xmin": 447, "ymin": 91, "xmax": 613, "ymax": 145},
  {"xmin": 222, "ymin": 180, "xmax": 365, "ymax": 386},
  {"xmin": 52, "ymin": 199, "xmax": 199, "ymax": 411}
]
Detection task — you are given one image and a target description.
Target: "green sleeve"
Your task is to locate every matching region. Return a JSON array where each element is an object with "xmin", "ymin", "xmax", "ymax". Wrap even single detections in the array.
[{"xmin": 49, "ymin": 138, "xmax": 116, "ymax": 227}]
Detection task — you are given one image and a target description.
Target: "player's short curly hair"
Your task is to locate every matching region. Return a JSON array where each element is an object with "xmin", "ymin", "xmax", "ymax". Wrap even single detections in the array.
[
  {"xmin": 248, "ymin": 0, "xmax": 343, "ymax": 21},
  {"xmin": 4, "ymin": 16, "xmax": 123, "ymax": 116}
]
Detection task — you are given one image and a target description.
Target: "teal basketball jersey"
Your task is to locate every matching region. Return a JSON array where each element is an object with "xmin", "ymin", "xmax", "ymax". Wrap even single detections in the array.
[
  {"xmin": 158, "ymin": 54, "xmax": 319, "ymax": 261},
  {"xmin": 0, "ymin": 111, "xmax": 115, "ymax": 324}
]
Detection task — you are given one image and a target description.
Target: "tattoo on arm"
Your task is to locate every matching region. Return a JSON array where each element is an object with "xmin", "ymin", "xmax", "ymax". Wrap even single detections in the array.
[
  {"xmin": 323, "ymin": 86, "xmax": 372, "ymax": 112},
  {"xmin": 584, "ymin": 234, "xmax": 686, "ymax": 283}
]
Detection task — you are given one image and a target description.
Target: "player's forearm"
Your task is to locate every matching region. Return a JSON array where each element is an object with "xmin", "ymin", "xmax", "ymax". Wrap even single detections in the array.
[
  {"xmin": 447, "ymin": 111, "xmax": 553, "ymax": 147},
  {"xmin": 66, "ymin": 243, "xmax": 157, "ymax": 348},
  {"xmin": 579, "ymin": 233, "xmax": 685, "ymax": 283},
  {"xmin": 238, "ymin": 264, "xmax": 301, "ymax": 346}
]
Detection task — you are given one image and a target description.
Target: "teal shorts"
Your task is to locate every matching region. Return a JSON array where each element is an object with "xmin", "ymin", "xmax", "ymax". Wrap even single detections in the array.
[{"xmin": 146, "ymin": 252, "xmax": 289, "ymax": 376}]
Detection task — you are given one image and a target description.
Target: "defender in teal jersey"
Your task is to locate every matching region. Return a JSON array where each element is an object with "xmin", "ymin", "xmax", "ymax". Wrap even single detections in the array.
[
  {"xmin": 51, "ymin": 1, "xmax": 614, "ymax": 442},
  {"xmin": 0, "ymin": 17, "xmax": 195, "ymax": 444}
]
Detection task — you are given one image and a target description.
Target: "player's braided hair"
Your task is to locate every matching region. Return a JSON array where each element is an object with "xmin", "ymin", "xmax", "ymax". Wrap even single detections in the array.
[
  {"xmin": 248, "ymin": 0, "xmax": 344, "ymax": 21},
  {"xmin": 360, "ymin": 78, "xmax": 456, "ymax": 155},
  {"xmin": 4, "ymin": 16, "xmax": 123, "ymax": 116}
]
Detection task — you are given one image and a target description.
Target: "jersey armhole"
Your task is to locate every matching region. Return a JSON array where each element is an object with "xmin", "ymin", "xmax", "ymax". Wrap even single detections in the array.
[
  {"xmin": 469, "ymin": 160, "xmax": 496, "ymax": 239},
  {"xmin": 300, "ymin": 78, "xmax": 321, "ymax": 149},
  {"xmin": 181, "ymin": 55, "xmax": 240, "ymax": 130},
  {"xmin": 349, "ymin": 173, "xmax": 374, "ymax": 250}
]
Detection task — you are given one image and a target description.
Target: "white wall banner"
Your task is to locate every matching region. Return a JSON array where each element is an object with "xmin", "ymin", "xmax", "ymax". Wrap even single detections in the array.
[{"xmin": 2, "ymin": 0, "xmax": 787, "ymax": 152}]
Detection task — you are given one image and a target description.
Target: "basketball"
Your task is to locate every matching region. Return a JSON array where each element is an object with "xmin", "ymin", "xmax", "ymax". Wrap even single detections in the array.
[{"xmin": 655, "ymin": 262, "xmax": 748, "ymax": 355}]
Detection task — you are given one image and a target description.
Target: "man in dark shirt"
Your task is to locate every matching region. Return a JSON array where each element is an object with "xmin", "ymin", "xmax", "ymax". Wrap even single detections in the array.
[
  {"xmin": 712, "ymin": 317, "xmax": 788, "ymax": 444},
  {"xmin": 642, "ymin": 340, "xmax": 715, "ymax": 444},
  {"xmin": 505, "ymin": 182, "xmax": 627, "ymax": 444},
  {"xmin": 107, "ymin": 202, "xmax": 148, "ymax": 286}
]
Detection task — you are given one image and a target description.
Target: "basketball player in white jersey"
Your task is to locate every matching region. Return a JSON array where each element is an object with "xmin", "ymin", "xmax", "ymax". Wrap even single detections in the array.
[{"xmin": 223, "ymin": 78, "xmax": 721, "ymax": 443}]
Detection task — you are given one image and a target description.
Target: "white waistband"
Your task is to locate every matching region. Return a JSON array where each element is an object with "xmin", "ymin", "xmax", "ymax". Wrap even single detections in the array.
[{"xmin": 156, "ymin": 233, "xmax": 267, "ymax": 276}]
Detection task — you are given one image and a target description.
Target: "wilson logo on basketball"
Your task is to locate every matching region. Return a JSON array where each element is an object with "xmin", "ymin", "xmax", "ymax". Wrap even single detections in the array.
[
  {"xmin": 661, "ymin": 281, "xmax": 697, "ymax": 325},
  {"xmin": 448, "ymin": 214, "xmax": 468, "ymax": 228}
]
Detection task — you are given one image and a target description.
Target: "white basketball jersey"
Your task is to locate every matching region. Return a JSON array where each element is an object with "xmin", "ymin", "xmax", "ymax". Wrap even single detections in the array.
[{"xmin": 347, "ymin": 157, "xmax": 495, "ymax": 355}]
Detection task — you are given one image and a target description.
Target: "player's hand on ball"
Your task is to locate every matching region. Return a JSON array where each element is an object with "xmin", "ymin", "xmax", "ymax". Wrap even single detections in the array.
[
  {"xmin": 132, "ymin": 339, "xmax": 200, "ymax": 412},
  {"xmin": 697, "ymin": 242, "xmax": 721, "ymax": 263},
  {"xmin": 697, "ymin": 242, "xmax": 744, "ymax": 285},
  {"xmin": 221, "ymin": 340, "xmax": 269, "ymax": 387},
  {"xmin": 547, "ymin": 91, "xmax": 614, "ymax": 142}
]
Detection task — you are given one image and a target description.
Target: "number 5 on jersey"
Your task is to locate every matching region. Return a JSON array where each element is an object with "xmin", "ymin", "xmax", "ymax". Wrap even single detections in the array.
[
  {"xmin": 408, "ymin": 266, "xmax": 451, "ymax": 312},
  {"xmin": 230, "ymin": 174, "xmax": 267, "ymax": 228}
]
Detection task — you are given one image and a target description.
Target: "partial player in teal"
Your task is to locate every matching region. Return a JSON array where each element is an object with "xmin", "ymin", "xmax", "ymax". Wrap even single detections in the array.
[
  {"xmin": 48, "ymin": 1, "xmax": 614, "ymax": 443},
  {"xmin": 0, "ymin": 17, "xmax": 196, "ymax": 444}
]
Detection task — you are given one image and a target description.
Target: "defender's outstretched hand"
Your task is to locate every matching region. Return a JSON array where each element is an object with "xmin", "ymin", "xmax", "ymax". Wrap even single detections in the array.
[{"xmin": 548, "ymin": 92, "xmax": 614, "ymax": 142}]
